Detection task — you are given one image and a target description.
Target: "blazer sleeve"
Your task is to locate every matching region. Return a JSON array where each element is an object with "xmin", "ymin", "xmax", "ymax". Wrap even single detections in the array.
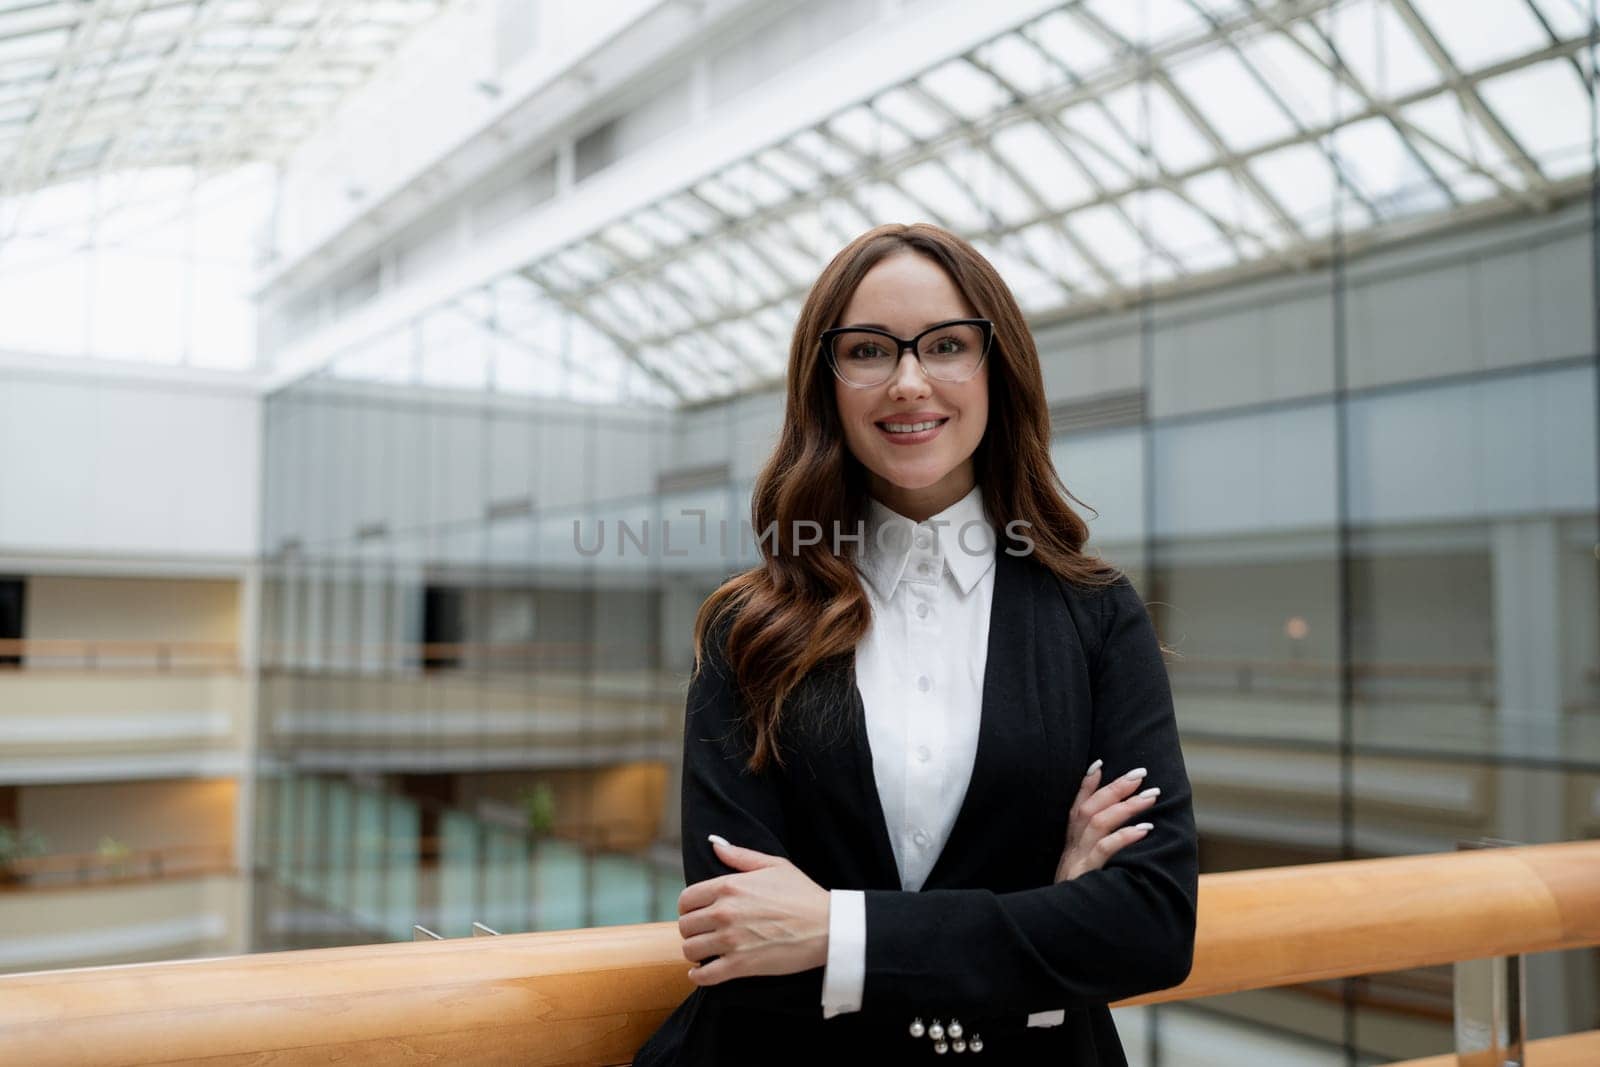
[
  {"xmin": 857, "ymin": 572, "xmax": 1199, "ymax": 1018},
  {"xmin": 676, "ymin": 612, "xmax": 828, "ymax": 1015}
]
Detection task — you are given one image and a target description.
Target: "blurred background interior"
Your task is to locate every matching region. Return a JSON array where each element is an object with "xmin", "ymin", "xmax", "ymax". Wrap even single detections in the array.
[{"xmin": 0, "ymin": 0, "xmax": 1597, "ymax": 1063}]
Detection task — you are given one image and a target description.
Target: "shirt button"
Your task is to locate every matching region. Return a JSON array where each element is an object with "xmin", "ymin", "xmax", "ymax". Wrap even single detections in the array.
[
  {"xmin": 915, "ymin": 602, "xmax": 930, "ymax": 619},
  {"xmin": 913, "ymin": 830, "xmax": 930, "ymax": 847},
  {"xmin": 916, "ymin": 745, "xmax": 931, "ymax": 762},
  {"xmin": 915, "ymin": 531, "xmax": 930, "ymax": 549},
  {"xmin": 918, "ymin": 561, "xmax": 932, "ymax": 576},
  {"xmin": 917, "ymin": 675, "xmax": 931, "ymax": 692}
]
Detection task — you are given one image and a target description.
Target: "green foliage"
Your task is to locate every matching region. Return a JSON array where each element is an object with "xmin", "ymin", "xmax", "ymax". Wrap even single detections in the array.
[
  {"xmin": 518, "ymin": 782, "xmax": 557, "ymax": 839},
  {"xmin": 97, "ymin": 836, "xmax": 133, "ymax": 878},
  {"xmin": 0, "ymin": 823, "xmax": 49, "ymax": 867}
]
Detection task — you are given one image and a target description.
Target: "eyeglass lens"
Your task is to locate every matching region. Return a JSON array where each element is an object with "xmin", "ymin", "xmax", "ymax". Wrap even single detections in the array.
[{"xmin": 830, "ymin": 323, "xmax": 986, "ymax": 385}]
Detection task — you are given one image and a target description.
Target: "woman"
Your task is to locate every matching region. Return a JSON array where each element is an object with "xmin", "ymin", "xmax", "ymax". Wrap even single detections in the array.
[{"xmin": 632, "ymin": 223, "xmax": 1197, "ymax": 1065}]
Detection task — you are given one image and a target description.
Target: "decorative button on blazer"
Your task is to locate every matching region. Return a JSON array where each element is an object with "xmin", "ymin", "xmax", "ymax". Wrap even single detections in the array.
[{"xmin": 632, "ymin": 546, "xmax": 1198, "ymax": 1066}]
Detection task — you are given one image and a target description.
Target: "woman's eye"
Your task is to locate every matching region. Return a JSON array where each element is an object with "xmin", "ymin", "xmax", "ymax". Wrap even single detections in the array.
[
  {"xmin": 850, "ymin": 344, "xmax": 888, "ymax": 360},
  {"xmin": 929, "ymin": 338, "xmax": 963, "ymax": 355}
]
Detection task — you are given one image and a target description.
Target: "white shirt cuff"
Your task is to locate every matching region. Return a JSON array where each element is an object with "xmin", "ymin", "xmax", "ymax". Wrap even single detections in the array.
[{"xmin": 820, "ymin": 888, "xmax": 865, "ymax": 1018}]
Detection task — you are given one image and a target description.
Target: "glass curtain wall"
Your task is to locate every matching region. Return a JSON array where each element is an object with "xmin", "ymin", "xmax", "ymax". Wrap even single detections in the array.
[
  {"xmin": 1063, "ymin": 5, "xmax": 1600, "ymax": 1064},
  {"xmin": 255, "ymin": 368, "xmax": 699, "ymax": 949},
  {"xmin": 254, "ymin": 3, "xmax": 1600, "ymax": 1064}
]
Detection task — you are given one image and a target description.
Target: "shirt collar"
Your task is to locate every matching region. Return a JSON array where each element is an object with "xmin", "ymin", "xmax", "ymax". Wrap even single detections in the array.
[{"xmin": 858, "ymin": 483, "xmax": 996, "ymax": 599}]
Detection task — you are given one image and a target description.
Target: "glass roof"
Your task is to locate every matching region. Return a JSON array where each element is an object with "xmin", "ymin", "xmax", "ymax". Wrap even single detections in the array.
[
  {"xmin": 0, "ymin": 0, "xmax": 449, "ymax": 194},
  {"xmin": 406, "ymin": 0, "xmax": 1596, "ymax": 407}
]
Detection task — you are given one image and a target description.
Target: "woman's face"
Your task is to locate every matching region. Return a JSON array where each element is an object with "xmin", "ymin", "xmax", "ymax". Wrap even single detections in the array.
[{"xmin": 832, "ymin": 252, "xmax": 989, "ymax": 522}]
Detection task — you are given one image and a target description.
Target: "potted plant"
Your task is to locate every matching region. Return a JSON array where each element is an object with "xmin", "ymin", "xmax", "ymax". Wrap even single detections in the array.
[
  {"xmin": 0, "ymin": 824, "xmax": 50, "ymax": 887},
  {"xmin": 519, "ymin": 782, "xmax": 557, "ymax": 840},
  {"xmin": 98, "ymin": 835, "xmax": 133, "ymax": 879}
]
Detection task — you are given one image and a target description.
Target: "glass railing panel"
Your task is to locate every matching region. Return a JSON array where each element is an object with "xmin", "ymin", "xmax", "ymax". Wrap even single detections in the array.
[
  {"xmin": 482, "ymin": 826, "xmax": 532, "ymax": 934},
  {"xmin": 532, "ymin": 838, "xmax": 586, "ymax": 931},
  {"xmin": 351, "ymin": 787, "xmax": 387, "ymax": 931},
  {"xmin": 324, "ymin": 778, "xmax": 353, "ymax": 916},
  {"xmin": 591, "ymin": 851, "xmax": 655, "ymax": 927},
  {"xmin": 292, "ymin": 775, "xmax": 324, "ymax": 899},
  {"xmin": 272, "ymin": 773, "xmax": 295, "ymax": 888},
  {"xmin": 383, "ymin": 797, "xmax": 420, "ymax": 942},
  {"xmin": 440, "ymin": 810, "xmax": 482, "ymax": 936}
]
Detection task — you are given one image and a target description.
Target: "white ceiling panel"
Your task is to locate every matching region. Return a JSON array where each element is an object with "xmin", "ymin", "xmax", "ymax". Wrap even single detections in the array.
[
  {"xmin": 0, "ymin": 0, "xmax": 451, "ymax": 195},
  {"xmin": 482, "ymin": 0, "xmax": 1595, "ymax": 406}
]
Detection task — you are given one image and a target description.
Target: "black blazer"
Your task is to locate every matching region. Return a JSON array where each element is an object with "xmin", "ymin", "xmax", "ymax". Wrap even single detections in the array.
[{"xmin": 633, "ymin": 546, "xmax": 1198, "ymax": 1066}]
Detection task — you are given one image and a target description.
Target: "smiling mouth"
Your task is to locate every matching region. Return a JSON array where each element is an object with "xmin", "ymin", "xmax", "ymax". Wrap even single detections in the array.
[{"xmin": 876, "ymin": 417, "xmax": 949, "ymax": 434}]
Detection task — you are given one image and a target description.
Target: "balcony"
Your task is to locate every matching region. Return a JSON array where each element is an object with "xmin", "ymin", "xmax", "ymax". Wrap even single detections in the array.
[
  {"xmin": 258, "ymin": 640, "xmax": 681, "ymax": 773},
  {"xmin": 0, "ymin": 640, "xmax": 246, "ymax": 783},
  {"xmin": 0, "ymin": 843, "xmax": 241, "ymax": 974}
]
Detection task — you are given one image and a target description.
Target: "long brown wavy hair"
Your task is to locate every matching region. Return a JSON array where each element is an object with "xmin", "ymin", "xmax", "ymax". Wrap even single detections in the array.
[{"xmin": 693, "ymin": 222, "xmax": 1121, "ymax": 773}]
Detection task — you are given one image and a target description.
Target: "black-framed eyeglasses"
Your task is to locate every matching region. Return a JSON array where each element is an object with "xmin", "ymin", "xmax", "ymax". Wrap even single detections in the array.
[{"xmin": 820, "ymin": 318, "xmax": 993, "ymax": 388}]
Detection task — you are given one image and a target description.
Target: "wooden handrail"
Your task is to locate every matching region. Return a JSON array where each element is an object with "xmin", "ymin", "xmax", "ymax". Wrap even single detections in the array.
[
  {"xmin": 258, "ymin": 640, "xmax": 650, "ymax": 662},
  {"xmin": 1385, "ymin": 1031, "xmax": 1600, "ymax": 1066},
  {"xmin": 0, "ymin": 843, "xmax": 234, "ymax": 890},
  {"xmin": 1167, "ymin": 655, "xmax": 1496, "ymax": 680},
  {"xmin": 1161, "ymin": 840, "xmax": 1599, "ymax": 1003},
  {"xmin": 0, "ymin": 841, "xmax": 1594, "ymax": 1066},
  {"xmin": 0, "ymin": 639, "xmax": 239, "ymax": 673},
  {"xmin": 0, "ymin": 639, "xmax": 656, "ymax": 673},
  {"xmin": 0, "ymin": 638, "xmax": 1529, "ymax": 688}
]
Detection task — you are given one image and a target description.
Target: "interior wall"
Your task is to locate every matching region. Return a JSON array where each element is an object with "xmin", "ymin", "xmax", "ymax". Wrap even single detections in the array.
[
  {"xmin": 1158, "ymin": 548, "xmax": 1495, "ymax": 668},
  {"xmin": 25, "ymin": 576, "xmax": 240, "ymax": 643},
  {"xmin": 1159, "ymin": 557, "xmax": 1344, "ymax": 663},
  {"xmin": 0, "ymin": 366, "xmax": 259, "ymax": 560},
  {"xmin": 18, "ymin": 778, "xmax": 237, "ymax": 855},
  {"xmin": 1349, "ymin": 550, "xmax": 1495, "ymax": 667}
]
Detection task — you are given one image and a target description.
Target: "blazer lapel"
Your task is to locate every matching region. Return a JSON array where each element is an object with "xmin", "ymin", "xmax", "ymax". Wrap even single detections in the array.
[
  {"xmin": 844, "ymin": 678, "xmax": 904, "ymax": 890},
  {"xmin": 843, "ymin": 544, "xmax": 1040, "ymax": 892},
  {"xmin": 921, "ymin": 544, "xmax": 1036, "ymax": 889}
]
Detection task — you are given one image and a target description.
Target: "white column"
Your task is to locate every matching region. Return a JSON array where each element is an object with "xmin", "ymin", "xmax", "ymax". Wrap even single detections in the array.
[
  {"xmin": 1491, "ymin": 518, "xmax": 1562, "ymax": 841},
  {"xmin": 1488, "ymin": 517, "xmax": 1582, "ymax": 1038},
  {"xmin": 234, "ymin": 561, "xmax": 263, "ymax": 952},
  {"xmin": 655, "ymin": 576, "xmax": 707, "ymax": 847}
]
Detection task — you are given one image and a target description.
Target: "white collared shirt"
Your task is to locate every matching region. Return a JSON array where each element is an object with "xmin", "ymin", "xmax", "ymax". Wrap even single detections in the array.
[{"xmin": 820, "ymin": 482, "xmax": 996, "ymax": 1018}]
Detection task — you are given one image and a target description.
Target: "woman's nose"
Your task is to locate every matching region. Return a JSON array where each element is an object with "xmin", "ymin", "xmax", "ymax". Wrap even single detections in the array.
[{"xmin": 888, "ymin": 349, "xmax": 931, "ymax": 397}]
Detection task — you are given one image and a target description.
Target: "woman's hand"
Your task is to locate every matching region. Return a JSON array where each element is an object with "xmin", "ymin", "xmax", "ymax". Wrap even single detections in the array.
[
  {"xmin": 1056, "ymin": 759, "xmax": 1157, "ymax": 883},
  {"xmin": 678, "ymin": 835, "xmax": 831, "ymax": 987}
]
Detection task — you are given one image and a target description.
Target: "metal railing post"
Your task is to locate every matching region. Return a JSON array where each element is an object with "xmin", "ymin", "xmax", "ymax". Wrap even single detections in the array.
[{"xmin": 1455, "ymin": 838, "xmax": 1527, "ymax": 1067}]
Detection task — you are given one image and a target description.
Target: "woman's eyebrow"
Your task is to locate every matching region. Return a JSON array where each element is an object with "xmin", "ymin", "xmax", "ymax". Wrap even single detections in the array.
[{"xmin": 845, "ymin": 318, "xmax": 965, "ymax": 331}]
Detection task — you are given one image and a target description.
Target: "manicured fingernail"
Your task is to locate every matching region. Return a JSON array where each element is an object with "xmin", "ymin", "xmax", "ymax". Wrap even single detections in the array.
[
  {"xmin": 1122, "ymin": 766, "xmax": 1148, "ymax": 781},
  {"xmin": 1138, "ymin": 786, "xmax": 1160, "ymax": 799},
  {"xmin": 708, "ymin": 833, "xmax": 730, "ymax": 848},
  {"xmin": 1133, "ymin": 822, "xmax": 1153, "ymax": 831},
  {"xmin": 1084, "ymin": 758, "xmax": 1102, "ymax": 777}
]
